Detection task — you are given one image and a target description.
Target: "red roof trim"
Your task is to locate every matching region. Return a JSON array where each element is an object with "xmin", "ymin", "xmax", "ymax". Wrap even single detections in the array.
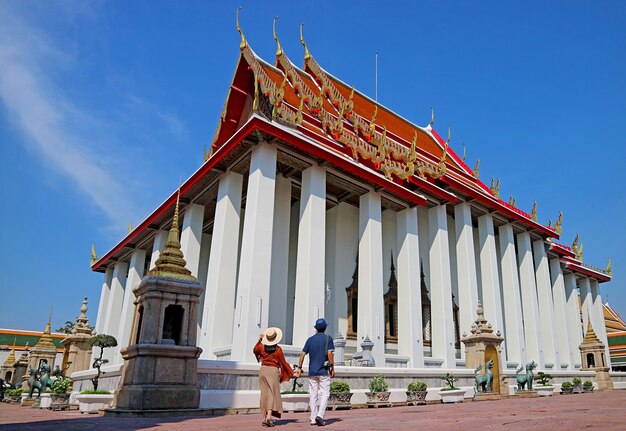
[{"xmin": 562, "ymin": 257, "xmax": 611, "ymax": 282}]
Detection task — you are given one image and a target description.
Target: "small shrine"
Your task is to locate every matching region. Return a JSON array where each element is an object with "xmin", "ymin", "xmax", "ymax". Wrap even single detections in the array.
[
  {"xmin": 61, "ymin": 297, "xmax": 93, "ymax": 378},
  {"xmin": 0, "ymin": 343, "xmax": 16, "ymax": 384},
  {"xmin": 23, "ymin": 316, "xmax": 58, "ymax": 391},
  {"xmin": 111, "ymin": 192, "xmax": 203, "ymax": 413},
  {"xmin": 579, "ymin": 322, "xmax": 613, "ymax": 391},
  {"xmin": 461, "ymin": 302, "xmax": 508, "ymax": 398}
]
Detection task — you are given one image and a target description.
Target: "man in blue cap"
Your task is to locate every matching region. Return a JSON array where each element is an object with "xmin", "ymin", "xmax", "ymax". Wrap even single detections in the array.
[{"xmin": 294, "ymin": 318, "xmax": 334, "ymax": 426}]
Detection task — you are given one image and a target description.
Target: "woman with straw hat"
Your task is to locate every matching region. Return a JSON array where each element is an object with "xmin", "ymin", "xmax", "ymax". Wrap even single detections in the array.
[{"xmin": 253, "ymin": 327, "xmax": 293, "ymax": 427}]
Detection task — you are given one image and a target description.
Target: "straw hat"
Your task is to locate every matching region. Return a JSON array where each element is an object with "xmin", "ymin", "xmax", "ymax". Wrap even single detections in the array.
[{"xmin": 261, "ymin": 327, "xmax": 283, "ymax": 346}]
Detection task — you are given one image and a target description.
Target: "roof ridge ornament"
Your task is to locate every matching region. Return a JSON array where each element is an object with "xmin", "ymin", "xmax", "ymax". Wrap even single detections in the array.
[
  {"xmin": 606, "ymin": 258, "xmax": 612, "ymax": 276},
  {"xmin": 90, "ymin": 243, "xmax": 97, "ymax": 266},
  {"xmin": 299, "ymin": 23, "xmax": 311, "ymax": 62},
  {"xmin": 273, "ymin": 16, "xmax": 283, "ymax": 57},
  {"xmin": 429, "ymin": 106, "xmax": 435, "ymax": 126},
  {"xmin": 236, "ymin": 7, "xmax": 247, "ymax": 50},
  {"xmin": 555, "ymin": 211, "xmax": 563, "ymax": 235},
  {"xmin": 530, "ymin": 201, "xmax": 538, "ymax": 222},
  {"xmin": 473, "ymin": 158, "xmax": 480, "ymax": 179}
]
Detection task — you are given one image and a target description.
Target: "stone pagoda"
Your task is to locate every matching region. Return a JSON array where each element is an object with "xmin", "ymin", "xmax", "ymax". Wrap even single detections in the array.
[
  {"xmin": 61, "ymin": 297, "xmax": 93, "ymax": 378},
  {"xmin": 579, "ymin": 322, "xmax": 613, "ymax": 391},
  {"xmin": 461, "ymin": 302, "xmax": 508, "ymax": 397},
  {"xmin": 24, "ymin": 316, "xmax": 58, "ymax": 390},
  {"xmin": 0, "ymin": 342, "xmax": 16, "ymax": 384},
  {"xmin": 112, "ymin": 191, "xmax": 203, "ymax": 413}
]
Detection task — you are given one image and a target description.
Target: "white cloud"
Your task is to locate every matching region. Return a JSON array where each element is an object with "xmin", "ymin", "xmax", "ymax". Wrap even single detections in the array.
[{"xmin": 0, "ymin": 2, "xmax": 176, "ymax": 231}]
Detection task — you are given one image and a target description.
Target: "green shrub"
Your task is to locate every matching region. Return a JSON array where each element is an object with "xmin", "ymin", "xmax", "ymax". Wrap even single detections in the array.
[
  {"xmin": 561, "ymin": 381, "xmax": 573, "ymax": 389},
  {"xmin": 6, "ymin": 388, "xmax": 22, "ymax": 397},
  {"xmin": 572, "ymin": 377, "xmax": 582, "ymax": 387},
  {"xmin": 281, "ymin": 390, "xmax": 308, "ymax": 394},
  {"xmin": 440, "ymin": 373, "xmax": 459, "ymax": 390},
  {"xmin": 583, "ymin": 381, "xmax": 594, "ymax": 389},
  {"xmin": 51, "ymin": 377, "xmax": 71, "ymax": 394},
  {"xmin": 330, "ymin": 380, "xmax": 351, "ymax": 394},
  {"xmin": 369, "ymin": 375, "xmax": 389, "ymax": 393},
  {"xmin": 407, "ymin": 381, "xmax": 427, "ymax": 392},
  {"xmin": 536, "ymin": 372, "xmax": 552, "ymax": 386},
  {"xmin": 81, "ymin": 389, "xmax": 111, "ymax": 395}
]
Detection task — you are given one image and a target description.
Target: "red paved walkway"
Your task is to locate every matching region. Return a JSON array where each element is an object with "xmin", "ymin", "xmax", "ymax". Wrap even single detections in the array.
[{"xmin": 1, "ymin": 390, "xmax": 625, "ymax": 431}]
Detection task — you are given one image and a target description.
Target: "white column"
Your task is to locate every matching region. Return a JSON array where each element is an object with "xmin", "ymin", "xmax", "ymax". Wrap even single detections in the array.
[
  {"xmin": 533, "ymin": 239, "xmax": 560, "ymax": 369},
  {"xmin": 590, "ymin": 279, "xmax": 611, "ymax": 369},
  {"xmin": 149, "ymin": 230, "xmax": 169, "ymax": 269},
  {"xmin": 115, "ymin": 249, "xmax": 146, "ymax": 363},
  {"xmin": 516, "ymin": 232, "xmax": 544, "ymax": 367},
  {"xmin": 579, "ymin": 277, "xmax": 593, "ymax": 332},
  {"xmin": 428, "ymin": 205, "xmax": 456, "ymax": 368},
  {"xmin": 357, "ymin": 191, "xmax": 385, "ymax": 366},
  {"xmin": 94, "ymin": 268, "xmax": 114, "ymax": 336},
  {"xmin": 180, "ymin": 203, "xmax": 205, "ymax": 277},
  {"xmin": 564, "ymin": 273, "xmax": 583, "ymax": 368},
  {"xmin": 201, "ymin": 170, "xmax": 243, "ymax": 359},
  {"xmin": 292, "ymin": 166, "xmax": 326, "ymax": 347},
  {"xmin": 550, "ymin": 258, "xmax": 572, "ymax": 370},
  {"xmin": 454, "ymin": 203, "xmax": 479, "ymax": 358},
  {"xmin": 478, "ymin": 214, "xmax": 506, "ymax": 358},
  {"xmin": 325, "ymin": 203, "xmax": 359, "ymax": 338},
  {"xmin": 499, "ymin": 224, "xmax": 526, "ymax": 367},
  {"xmin": 196, "ymin": 233, "xmax": 212, "ymax": 344},
  {"xmin": 396, "ymin": 207, "xmax": 424, "ymax": 367},
  {"xmin": 269, "ymin": 175, "xmax": 292, "ymax": 333},
  {"xmin": 231, "ymin": 143, "xmax": 277, "ymax": 362},
  {"xmin": 102, "ymin": 261, "xmax": 128, "ymax": 361}
]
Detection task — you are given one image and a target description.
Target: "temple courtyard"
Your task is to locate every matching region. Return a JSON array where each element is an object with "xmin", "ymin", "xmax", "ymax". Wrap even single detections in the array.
[{"xmin": 1, "ymin": 390, "xmax": 625, "ymax": 431}]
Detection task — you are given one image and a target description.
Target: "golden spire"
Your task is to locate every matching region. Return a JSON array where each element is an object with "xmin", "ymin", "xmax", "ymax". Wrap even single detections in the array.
[
  {"xmin": 429, "ymin": 106, "xmax": 434, "ymax": 126},
  {"xmin": 148, "ymin": 189, "xmax": 196, "ymax": 281},
  {"xmin": 35, "ymin": 312, "xmax": 56, "ymax": 349},
  {"xmin": 3, "ymin": 337, "xmax": 16, "ymax": 365},
  {"xmin": 236, "ymin": 7, "xmax": 247, "ymax": 50},
  {"xmin": 128, "ymin": 222, "xmax": 133, "ymax": 233},
  {"xmin": 273, "ymin": 16, "xmax": 283, "ymax": 57},
  {"xmin": 90, "ymin": 243, "xmax": 97, "ymax": 266},
  {"xmin": 530, "ymin": 201, "xmax": 537, "ymax": 222},
  {"xmin": 555, "ymin": 211, "xmax": 563, "ymax": 235},
  {"xmin": 578, "ymin": 242, "xmax": 584, "ymax": 261},
  {"xmin": 473, "ymin": 158, "xmax": 480, "ymax": 179},
  {"xmin": 582, "ymin": 321, "xmax": 602, "ymax": 345},
  {"xmin": 509, "ymin": 195, "xmax": 516, "ymax": 206},
  {"xmin": 548, "ymin": 219, "xmax": 553, "ymax": 228},
  {"xmin": 300, "ymin": 23, "xmax": 311, "ymax": 61}
]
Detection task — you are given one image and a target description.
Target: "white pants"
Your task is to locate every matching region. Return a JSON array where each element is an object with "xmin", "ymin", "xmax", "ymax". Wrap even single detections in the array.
[{"xmin": 308, "ymin": 375, "xmax": 331, "ymax": 422}]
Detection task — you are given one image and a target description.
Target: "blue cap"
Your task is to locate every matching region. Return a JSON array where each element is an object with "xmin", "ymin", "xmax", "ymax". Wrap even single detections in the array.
[{"xmin": 314, "ymin": 318, "xmax": 327, "ymax": 330}]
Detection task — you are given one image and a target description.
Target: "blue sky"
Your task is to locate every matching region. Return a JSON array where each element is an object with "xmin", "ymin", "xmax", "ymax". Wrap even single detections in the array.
[{"xmin": 1, "ymin": 1, "xmax": 625, "ymax": 333}]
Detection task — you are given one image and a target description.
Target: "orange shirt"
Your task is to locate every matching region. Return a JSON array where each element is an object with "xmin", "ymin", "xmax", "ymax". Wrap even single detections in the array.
[{"xmin": 253, "ymin": 341, "xmax": 294, "ymax": 383}]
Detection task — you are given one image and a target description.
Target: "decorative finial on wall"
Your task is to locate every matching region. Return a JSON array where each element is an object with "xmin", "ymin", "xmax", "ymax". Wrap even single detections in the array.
[
  {"xmin": 473, "ymin": 158, "xmax": 480, "ymax": 179},
  {"xmin": 236, "ymin": 7, "xmax": 247, "ymax": 50},
  {"xmin": 299, "ymin": 23, "xmax": 311, "ymax": 61},
  {"xmin": 273, "ymin": 16, "xmax": 283, "ymax": 57},
  {"xmin": 90, "ymin": 243, "xmax": 97, "ymax": 266},
  {"xmin": 530, "ymin": 201, "xmax": 537, "ymax": 222},
  {"xmin": 555, "ymin": 211, "xmax": 563, "ymax": 235}
]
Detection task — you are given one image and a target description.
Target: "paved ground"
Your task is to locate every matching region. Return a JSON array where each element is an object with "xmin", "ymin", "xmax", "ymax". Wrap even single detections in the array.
[{"xmin": 1, "ymin": 390, "xmax": 625, "ymax": 431}]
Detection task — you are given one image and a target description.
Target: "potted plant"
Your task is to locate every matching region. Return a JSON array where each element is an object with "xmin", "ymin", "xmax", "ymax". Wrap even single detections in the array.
[
  {"xmin": 534, "ymin": 372, "xmax": 554, "ymax": 397},
  {"xmin": 6, "ymin": 388, "xmax": 22, "ymax": 404},
  {"xmin": 560, "ymin": 381, "xmax": 574, "ymax": 395},
  {"xmin": 366, "ymin": 374, "xmax": 391, "ymax": 406},
  {"xmin": 76, "ymin": 334, "xmax": 117, "ymax": 414},
  {"xmin": 328, "ymin": 380, "xmax": 353, "ymax": 410},
  {"xmin": 439, "ymin": 373, "xmax": 465, "ymax": 403},
  {"xmin": 50, "ymin": 377, "xmax": 71, "ymax": 411},
  {"xmin": 572, "ymin": 377, "xmax": 583, "ymax": 394},
  {"xmin": 582, "ymin": 381, "xmax": 594, "ymax": 393},
  {"xmin": 281, "ymin": 389, "xmax": 309, "ymax": 413},
  {"xmin": 406, "ymin": 381, "xmax": 428, "ymax": 405}
]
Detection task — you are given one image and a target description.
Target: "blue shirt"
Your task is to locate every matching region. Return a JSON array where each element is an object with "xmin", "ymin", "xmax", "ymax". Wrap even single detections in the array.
[{"xmin": 302, "ymin": 332, "xmax": 334, "ymax": 377}]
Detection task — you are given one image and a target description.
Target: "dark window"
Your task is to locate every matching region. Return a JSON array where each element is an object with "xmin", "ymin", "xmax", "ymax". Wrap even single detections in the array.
[{"xmin": 163, "ymin": 304, "xmax": 184, "ymax": 345}]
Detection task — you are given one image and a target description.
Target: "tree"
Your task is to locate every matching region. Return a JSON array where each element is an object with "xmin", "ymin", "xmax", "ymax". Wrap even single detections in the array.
[
  {"xmin": 56, "ymin": 321, "xmax": 75, "ymax": 335},
  {"xmin": 88, "ymin": 334, "xmax": 117, "ymax": 391}
]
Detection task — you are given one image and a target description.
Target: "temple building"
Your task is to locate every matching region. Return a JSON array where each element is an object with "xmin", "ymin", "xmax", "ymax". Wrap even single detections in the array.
[{"xmin": 87, "ymin": 16, "xmax": 616, "ymax": 403}]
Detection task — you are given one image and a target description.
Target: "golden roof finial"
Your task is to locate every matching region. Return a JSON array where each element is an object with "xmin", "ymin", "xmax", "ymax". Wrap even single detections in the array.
[
  {"xmin": 578, "ymin": 242, "xmax": 584, "ymax": 261},
  {"xmin": 273, "ymin": 16, "xmax": 283, "ymax": 57},
  {"xmin": 606, "ymin": 258, "xmax": 612, "ymax": 276},
  {"xmin": 462, "ymin": 143, "xmax": 466, "ymax": 161},
  {"xmin": 446, "ymin": 126, "xmax": 451, "ymax": 145},
  {"xmin": 236, "ymin": 7, "xmax": 247, "ymax": 50},
  {"xmin": 148, "ymin": 188, "xmax": 195, "ymax": 281},
  {"xmin": 572, "ymin": 233, "xmax": 579, "ymax": 251},
  {"xmin": 473, "ymin": 158, "xmax": 480, "ymax": 179},
  {"xmin": 494, "ymin": 178, "xmax": 500, "ymax": 199},
  {"xmin": 300, "ymin": 23, "xmax": 311, "ymax": 62},
  {"xmin": 429, "ymin": 106, "xmax": 435, "ymax": 126},
  {"xmin": 128, "ymin": 222, "xmax": 133, "ymax": 233},
  {"xmin": 90, "ymin": 243, "xmax": 97, "ymax": 266},
  {"xmin": 555, "ymin": 211, "xmax": 563, "ymax": 235},
  {"xmin": 203, "ymin": 144, "xmax": 210, "ymax": 162},
  {"xmin": 531, "ymin": 201, "xmax": 537, "ymax": 222},
  {"xmin": 548, "ymin": 219, "xmax": 553, "ymax": 228}
]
